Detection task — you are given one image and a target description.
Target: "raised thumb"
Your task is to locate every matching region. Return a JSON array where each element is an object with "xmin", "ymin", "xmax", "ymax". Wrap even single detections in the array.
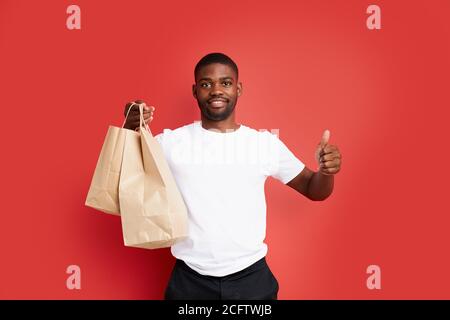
[{"xmin": 320, "ymin": 129, "xmax": 330, "ymax": 148}]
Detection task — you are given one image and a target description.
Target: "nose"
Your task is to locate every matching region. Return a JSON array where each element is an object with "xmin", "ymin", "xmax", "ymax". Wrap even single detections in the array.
[{"xmin": 210, "ymin": 82, "xmax": 224, "ymax": 96}]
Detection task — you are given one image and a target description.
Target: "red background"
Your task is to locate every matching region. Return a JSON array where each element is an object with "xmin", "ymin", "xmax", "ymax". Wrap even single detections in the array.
[{"xmin": 0, "ymin": 0, "xmax": 449, "ymax": 299}]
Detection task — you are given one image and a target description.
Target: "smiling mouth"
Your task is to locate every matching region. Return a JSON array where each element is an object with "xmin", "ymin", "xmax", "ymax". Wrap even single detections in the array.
[{"xmin": 208, "ymin": 99, "xmax": 228, "ymax": 108}]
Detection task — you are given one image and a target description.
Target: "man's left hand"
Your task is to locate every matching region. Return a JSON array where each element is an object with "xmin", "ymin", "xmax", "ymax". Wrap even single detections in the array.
[{"xmin": 314, "ymin": 129, "xmax": 342, "ymax": 175}]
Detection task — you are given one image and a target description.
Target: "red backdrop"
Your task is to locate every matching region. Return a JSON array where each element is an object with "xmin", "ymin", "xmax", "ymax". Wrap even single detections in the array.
[{"xmin": 0, "ymin": 0, "xmax": 449, "ymax": 299}]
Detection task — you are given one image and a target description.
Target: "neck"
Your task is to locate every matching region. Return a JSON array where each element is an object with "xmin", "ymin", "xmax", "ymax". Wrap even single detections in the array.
[{"xmin": 200, "ymin": 113, "xmax": 240, "ymax": 133}]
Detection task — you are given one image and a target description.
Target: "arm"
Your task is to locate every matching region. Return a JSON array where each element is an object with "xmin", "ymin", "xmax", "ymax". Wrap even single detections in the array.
[{"xmin": 287, "ymin": 166, "xmax": 334, "ymax": 201}]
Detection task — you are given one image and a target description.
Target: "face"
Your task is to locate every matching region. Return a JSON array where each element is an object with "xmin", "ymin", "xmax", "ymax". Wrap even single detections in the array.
[{"xmin": 192, "ymin": 63, "xmax": 242, "ymax": 121}]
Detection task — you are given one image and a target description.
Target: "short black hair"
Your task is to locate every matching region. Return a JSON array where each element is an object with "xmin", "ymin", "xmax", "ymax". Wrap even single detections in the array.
[{"xmin": 194, "ymin": 52, "xmax": 239, "ymax": 80}]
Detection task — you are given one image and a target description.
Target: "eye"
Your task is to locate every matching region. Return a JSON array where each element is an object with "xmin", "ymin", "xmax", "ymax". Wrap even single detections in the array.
[
  {"xmin": 223, "ymin": 81, "xmax": 232, "ymax": 86},
  {"xmin": 200, "ymin": 83, "xmax": 211, "ymax": 88}
]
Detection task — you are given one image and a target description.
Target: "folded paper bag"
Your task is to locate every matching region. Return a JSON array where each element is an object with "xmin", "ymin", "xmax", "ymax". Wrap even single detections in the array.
[
  {"xmin": 84, "ymin": 110, "xmax": 133, "ymax": 215},
  {"xmin": 118, "ymin": 103, "xmax": 188, "ymax": 249},
  {"xmin": 85, "ymin": 102, "xmax": 188, "ymax": 249}
]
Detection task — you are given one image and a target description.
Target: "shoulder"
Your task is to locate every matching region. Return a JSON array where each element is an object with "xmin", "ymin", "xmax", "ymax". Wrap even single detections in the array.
[
  {"xmin": 241, "ymin": 125, "xmax": 280, "ymax": 143},
  {"xmin": 154, "ymin": 122, "xmax": 196, "ymax": 144}
]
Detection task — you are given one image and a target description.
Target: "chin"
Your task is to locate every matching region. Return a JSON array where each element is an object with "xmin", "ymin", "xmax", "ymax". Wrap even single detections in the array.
[
  {"xmin": 209, "ymin": 110, "xmax": 234, "ymax": 121},
  {"xmin": 199, "ymin": 102, "xmax": 236, "ymax": 121},
  {"xmin": 204, "ymin": 112, "xmax": 228, "ymax": 121}
]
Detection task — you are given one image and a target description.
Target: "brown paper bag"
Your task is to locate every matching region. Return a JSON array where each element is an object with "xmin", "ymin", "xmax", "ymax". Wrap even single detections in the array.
[
  {"xmin": 119, "ymin": 104, "xmax": 188, "ymax": 249},
  {"xmin": 84, "ymin": 105, "xmax": 137, "ymax": 215}
]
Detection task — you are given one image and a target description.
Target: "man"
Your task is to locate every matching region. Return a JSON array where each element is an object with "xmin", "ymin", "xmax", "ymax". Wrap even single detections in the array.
[{"xmin": 123, "ymin": 53, "xmax": 342, "ymax": 300}]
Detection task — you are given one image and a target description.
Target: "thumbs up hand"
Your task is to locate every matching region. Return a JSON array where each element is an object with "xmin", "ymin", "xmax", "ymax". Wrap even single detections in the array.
[{"xmin": 314, "ymin": 129, "xmax": 342, "ymax": 175}]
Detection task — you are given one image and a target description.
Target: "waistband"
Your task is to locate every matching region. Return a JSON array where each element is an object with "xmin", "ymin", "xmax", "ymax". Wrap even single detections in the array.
[{"xmin": 175, "ymin": 256, "xmax": 267, "ymax": 280}]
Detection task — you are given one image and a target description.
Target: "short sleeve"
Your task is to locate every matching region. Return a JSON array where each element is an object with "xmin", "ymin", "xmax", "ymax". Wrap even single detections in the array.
[
  {"xmin": 154, "ymin": 127, "xmax": 174, "ymax": 144},
  {"xmin": 266, "ymin": 132, "xmax": 305, "ymax": 184}
]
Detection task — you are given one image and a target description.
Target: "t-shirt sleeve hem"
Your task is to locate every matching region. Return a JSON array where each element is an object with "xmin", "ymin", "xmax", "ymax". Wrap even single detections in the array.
[{"xmin": 280, "ymin": 162, "xmax": 306, "ymax": 184}]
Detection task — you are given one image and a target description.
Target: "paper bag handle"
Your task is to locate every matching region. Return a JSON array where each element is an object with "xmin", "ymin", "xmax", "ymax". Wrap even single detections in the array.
[
  {"xmin": 138, "ymin": 103, "xmax": 151, "ymax": 132},
  {"xmin": 121, "ymin": 102, "xmax": 150, "ymax": 132}
]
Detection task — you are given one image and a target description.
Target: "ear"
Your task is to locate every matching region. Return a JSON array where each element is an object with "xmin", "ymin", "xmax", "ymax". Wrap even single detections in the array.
[
  {"xmin": 237, "ymin": 82, "xmax": 243, "ymax": 97},
  {"xmin": 192, "ymin": 84, "xmax": 197, "ymax": 99}
]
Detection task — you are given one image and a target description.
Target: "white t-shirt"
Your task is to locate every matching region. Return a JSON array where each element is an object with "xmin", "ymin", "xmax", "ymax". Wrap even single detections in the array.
[{"xmin": 154, "ymin": 121, "xmax": 305, "ymax": 276}]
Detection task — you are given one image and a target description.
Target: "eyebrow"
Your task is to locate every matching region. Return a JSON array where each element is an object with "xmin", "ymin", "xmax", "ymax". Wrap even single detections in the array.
[{"xmin": 198, "ymin": 77, "xmax": 234, "ymax": 82}]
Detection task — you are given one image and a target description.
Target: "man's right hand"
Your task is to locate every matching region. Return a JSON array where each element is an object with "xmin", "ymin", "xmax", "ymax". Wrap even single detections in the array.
[{"xmin": 123, "ymin": 99, "xmax": 155, "ymax": 130}]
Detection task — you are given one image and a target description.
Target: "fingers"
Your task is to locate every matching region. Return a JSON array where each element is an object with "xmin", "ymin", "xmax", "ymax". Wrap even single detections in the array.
[
  {"xmin": 127, "ymin": 109, "xmax": 154, "ymax": 121},
  {"xmin": 320, "ymin": 158, "xmax": 341, "ymax": 168},
  {"xmin": 134, "ymin": 100, "xmax": 155, "ymax": 112},
  {"xmin": 319, "ymin": 151, "xmax": 341, "ymax": 162},
  {"xmin": 124, "ymin": 100, "xmax": 156, "ymax": 116},
  {"xmin": 319, "ymin": 166, "xmax": 340, "ymax": 175},
  {"xmin": 318, "ymin": 145, "xmax": 341, "ymax": 174},
  {"xmin": 124, "ymin": 105, "xmax": 155, "ymax": 117},
  {"xmin": 123, "ymin": 100, "xmax": 155, "ymax": 130},
  {"xmin": 316, "ymin": 130, "xmax": 341, "ymax": 175},
  {"xmin": 323, "ymin": 144, "xmax": 338, "ymax": 153},
  {"xmin": 319, "ymin": 155, "xmax": 341, "ymax": 175},
  {"xmin": 143, "ymin": 113, "xmax": 153, "ymax": 124},
  {"xmin": 139, "ymin": 105, "xmax": 155, "ymax": 113}
]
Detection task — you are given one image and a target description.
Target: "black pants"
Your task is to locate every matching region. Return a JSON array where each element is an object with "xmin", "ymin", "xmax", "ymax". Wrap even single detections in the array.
[{"xmin": 164, "ymin": 257, "xmax": 279, "ymax": 300}]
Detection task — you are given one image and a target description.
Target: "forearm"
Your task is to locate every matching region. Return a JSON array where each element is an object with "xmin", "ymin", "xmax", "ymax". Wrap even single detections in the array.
[{"xmin": 307, "ymin": 170, "xmax": 334, "ymax": 201}]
